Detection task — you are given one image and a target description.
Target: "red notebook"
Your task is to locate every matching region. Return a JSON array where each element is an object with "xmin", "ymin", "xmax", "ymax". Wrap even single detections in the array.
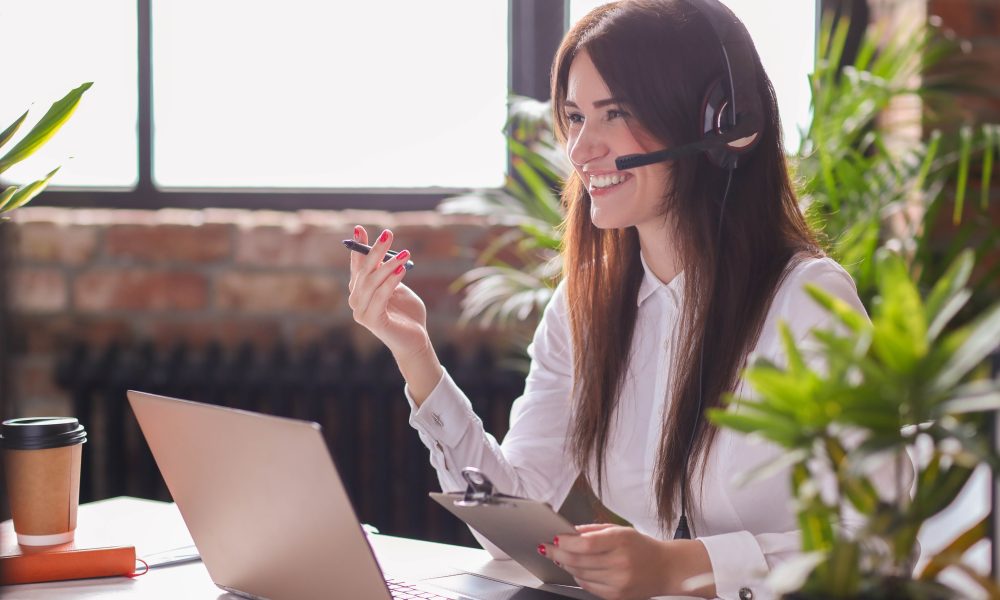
[{"xmin": 0, "ymin": 520, "xmax": 137, "ymax": 585}]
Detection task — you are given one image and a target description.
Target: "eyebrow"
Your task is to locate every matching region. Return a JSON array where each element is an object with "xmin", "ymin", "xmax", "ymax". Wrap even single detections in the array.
[{"xmin": 563, "ymin": 98, "xmax": 625, "ymax": 109}]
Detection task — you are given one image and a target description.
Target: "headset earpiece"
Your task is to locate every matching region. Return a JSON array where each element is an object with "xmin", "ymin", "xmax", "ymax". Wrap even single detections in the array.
[{"xmin": 700, "ymin": 77, "xmax": 760, "ymax": 169}]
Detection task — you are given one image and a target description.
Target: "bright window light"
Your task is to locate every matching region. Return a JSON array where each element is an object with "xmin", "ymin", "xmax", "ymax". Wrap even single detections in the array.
[
  {"xmin": 569, "ymin": 0, "xmax": 817, "ymax": 152},
  {"xmin": 0, "ymin": 0, "xmax": 138, "ymax": 188},
  {"xmin": 151, "ymin": 1, "xmax": 508, "ymax": 189}
]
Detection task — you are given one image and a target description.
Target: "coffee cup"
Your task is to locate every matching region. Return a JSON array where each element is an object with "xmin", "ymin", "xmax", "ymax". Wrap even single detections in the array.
[{"xmin": 1, "ymin": 417, "xmax": 87, "ymax": 546}]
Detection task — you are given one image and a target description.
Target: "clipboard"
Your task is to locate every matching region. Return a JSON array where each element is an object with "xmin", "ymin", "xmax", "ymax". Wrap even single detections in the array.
[{"xmin": 429, "ymin": 468, "xmax": 579, "ymax": 586}]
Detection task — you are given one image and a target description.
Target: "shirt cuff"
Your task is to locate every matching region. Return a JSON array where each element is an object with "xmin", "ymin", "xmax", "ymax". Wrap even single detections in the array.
[
  {"xmin": 699, "ymin": 531, "xmax": 772, "ymax": 600},
  {"xmin": 406, "ymin": 368, "xmax": 481, "ymax": 449}
]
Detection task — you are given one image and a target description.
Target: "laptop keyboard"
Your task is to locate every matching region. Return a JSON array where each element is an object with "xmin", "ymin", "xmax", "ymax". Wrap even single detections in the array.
[{"xmin": 386, "ymin": 577, "xmax": 456, "ymax": 600}]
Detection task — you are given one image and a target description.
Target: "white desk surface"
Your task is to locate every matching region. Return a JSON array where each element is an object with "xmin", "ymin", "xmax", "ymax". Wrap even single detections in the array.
[{"xmin": 0, "ymin": 497, "xmax": 621, "ymax": 600}]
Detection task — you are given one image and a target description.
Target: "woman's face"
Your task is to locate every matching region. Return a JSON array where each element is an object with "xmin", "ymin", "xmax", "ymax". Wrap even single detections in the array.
[{"xmin": 563, "ymin": 50, "xmax": 671, "ymax": 230}]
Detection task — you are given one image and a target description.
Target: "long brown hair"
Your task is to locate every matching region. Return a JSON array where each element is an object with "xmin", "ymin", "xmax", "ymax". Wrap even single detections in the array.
[{"xmin": 551, "ymin": 0, "xmax": 820, "ymax": 532}]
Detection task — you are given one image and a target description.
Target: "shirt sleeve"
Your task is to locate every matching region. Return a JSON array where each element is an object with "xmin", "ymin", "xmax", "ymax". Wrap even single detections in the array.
[
  {"xmin": 406, "ymin": 281, "xmax": 579, "ymax": 552},
  {"xmin": 699, "ymin": 258, "xmax": 915, "ymax": 600}
]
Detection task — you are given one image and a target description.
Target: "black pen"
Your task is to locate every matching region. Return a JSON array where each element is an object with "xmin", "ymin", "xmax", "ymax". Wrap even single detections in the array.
[{"xmin": 342, "ymin": 239, "xmax": 415, "ymax": 271}]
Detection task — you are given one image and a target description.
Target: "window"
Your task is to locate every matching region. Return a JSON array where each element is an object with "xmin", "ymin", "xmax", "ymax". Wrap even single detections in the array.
[
  {"xmin": 151, "ymin": 1, "xmax": 507, "ymax": 189},
  {"xmin": 0, "ymin": 0, "xmax": 138, "ymax": 188},
  {"xmin": 1, "ymin": 0, "xmax": 508, "ymax": 199},
  {"xmin": 569, "ymin": 0, "xmax": 818, "ymax": 152},
  {"xmin": 2, "ymin": 1, "xmax": 818, "ymax": 209}
]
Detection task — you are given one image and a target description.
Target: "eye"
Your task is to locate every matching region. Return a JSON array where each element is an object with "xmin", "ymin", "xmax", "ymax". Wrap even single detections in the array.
[
  {"xmin": 606, "ymin": 108, "xmax": 630, "ymax": 121},
  {"xmin": 565, "ymin": 112, "xmax": 584, "ymax": 125}
]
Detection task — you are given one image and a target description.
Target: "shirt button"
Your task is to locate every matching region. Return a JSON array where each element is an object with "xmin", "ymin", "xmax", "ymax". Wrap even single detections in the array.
[
  {"xmin": 431, "ymin": 412, "xmax": 443, "ymax": 427},
  {"xmin": 739, "ymin": 587, "xmax": 753, "ymax": 600}
]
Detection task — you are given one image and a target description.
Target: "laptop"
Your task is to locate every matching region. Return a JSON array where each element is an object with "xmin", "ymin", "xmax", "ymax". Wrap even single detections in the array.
[{"xmin": 127, "ymin": 390, "xmax": 573, "ymax": 600}]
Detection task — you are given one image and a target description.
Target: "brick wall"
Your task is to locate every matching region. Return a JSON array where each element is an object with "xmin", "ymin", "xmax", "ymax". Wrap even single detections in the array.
[{"xmin": 4, "ymin": 206, "xmax": 508, "ymax": 417}]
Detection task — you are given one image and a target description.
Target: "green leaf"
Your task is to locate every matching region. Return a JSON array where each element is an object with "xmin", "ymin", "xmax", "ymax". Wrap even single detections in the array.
[
  {"xmin": 919, "ymin": 463, "xmax": 975, "ymax": 519},
  {"xmin": 913, "ymin": 129, "xmax": 942, "ymax": 192},
  {"xmin": 707, "ymin": 408, "xmax": 801, "ymax": 447},
  {"xmin": 933, "ymin": 303, "xmax": 1000, "ymax": 392},
  {"xmin": 0, "ymin": 82, "xmax": 92, "ymax": 174},
  {"xmin": 0, "ymin": 186, "xmax": 16, "ymax": 211},
  {"xmin": 918, "ymin": 515, "xmax": 989, "ymax": 580},
  {"xmin": 778, "ymin": 322, "xmax": 807, "ymax": 374},
  {"xmin": 952, "ymin": 125, "xmax": 973, "ymax": 224},
  {"xmin": 941, "ymin": 389, "xmax": 1000, "ymax": 414},
  {"xmin": 825, "ymin": 540, "xmax": 861, "ymax": 596},
  {"xmin": 0, "ymin": 168, "xmax": 60, "ymax": 213},
  {"xmin": 924, "ymin": 249, "xmax": 973, "ymax": 337},
  {"xmin": 0, "ymin": 110, "xmax": 29, "ymax": 150},
  {"xmin": 982, "ymin": 125, "xmax": 995, "ymax": 210},
  {"xmin": 805, "ymin": 284, "xmax": 870, "ymax": 333}
]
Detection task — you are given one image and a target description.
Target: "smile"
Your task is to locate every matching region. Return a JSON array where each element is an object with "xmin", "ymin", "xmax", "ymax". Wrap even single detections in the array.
[{"xmin": 588, "ymin": 172, "xmax": 631, "ymax": 192}]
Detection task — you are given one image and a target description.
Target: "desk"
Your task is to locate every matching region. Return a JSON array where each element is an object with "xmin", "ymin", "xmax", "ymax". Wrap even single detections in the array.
[{"xmin": 1, "ymin": 497, "xmax": 620, "ymax": 600}]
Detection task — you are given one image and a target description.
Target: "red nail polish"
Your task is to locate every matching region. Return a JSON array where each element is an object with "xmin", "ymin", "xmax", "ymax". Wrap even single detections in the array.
[
  {"xmin": 354, "ymin": 226, "xmax": 362, "ymax": 240},
  {"xmin": 378, "ymin": 230, "xmax": 391, "ymax": 243},
  {"xmin": 553, "ymin": 536, "xmax": 559, "ymax": 547},
  {"xmin": 394, "ymin": 264, "xmax": 405, "ymax": 275},
  {"xmin": 396, "ymin": 250, "xmax": 410, "ymax": 262},
  {"xmin": 537, "ymin": 544, "xmax": 546, "ymax": 556}
]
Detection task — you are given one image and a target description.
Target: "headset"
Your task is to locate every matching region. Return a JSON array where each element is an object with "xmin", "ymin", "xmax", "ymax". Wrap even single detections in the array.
[
  {"xmin": 610, "ymin": 0, "xmax": 764, "ymax": 540},
  {"xmin": 614, "ymin": 0, "xmax": 763, "ymax": 171}
]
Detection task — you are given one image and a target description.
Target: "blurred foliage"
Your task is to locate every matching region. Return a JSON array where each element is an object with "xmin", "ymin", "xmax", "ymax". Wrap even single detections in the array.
[
  {"xmin": 710, "ymin": 249, "xmax": 1000, "ymax": 598},
  {"xmin": 796, "ymin": 15, "xmax": 999, "ymax": 316},
  {"xmin": 438, "ymin": 96, "xmax": 568, "ymax": 363}
]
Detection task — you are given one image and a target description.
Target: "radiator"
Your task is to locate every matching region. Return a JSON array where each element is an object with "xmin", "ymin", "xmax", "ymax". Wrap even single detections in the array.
[{"xmin": 54, "ymin": 339, "xmax": 524, "ymax": 546}]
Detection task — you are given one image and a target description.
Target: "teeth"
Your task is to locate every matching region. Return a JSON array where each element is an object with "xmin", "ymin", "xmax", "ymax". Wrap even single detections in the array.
[{"xmin": 590, "ymin": 173, "xmax": 627, "ymax": 189}]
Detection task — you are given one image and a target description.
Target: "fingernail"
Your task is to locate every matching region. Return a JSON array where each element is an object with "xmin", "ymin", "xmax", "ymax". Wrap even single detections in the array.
[
  {"xmin": 354, "ymin": 226, "xmax": 362, "ymax": 240},
  {"xmin": 394, "ymin": 264, "xmax": 405, "ymax": 275},
  {"xmin": 378, "ymin": 230, "xmax": 391, "ymax": 243},
  {"xmin": 537, "ymin": 544, "xmax": 546, "ymax": 556},
  {"xmin": 395, "ymin": 249, "xmax": 410, "ymax": 262},
  {"xmin": 553, "ymin": 536, "xmax": 559, "ymax": 547}
]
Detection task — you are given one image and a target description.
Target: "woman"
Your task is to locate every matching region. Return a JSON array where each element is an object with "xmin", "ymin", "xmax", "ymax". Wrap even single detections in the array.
[{"xmin": 348, "ymin": 1, "xmax": 890, "ymax": 598}]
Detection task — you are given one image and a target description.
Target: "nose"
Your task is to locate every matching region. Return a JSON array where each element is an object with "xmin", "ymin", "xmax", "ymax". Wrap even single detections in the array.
[{"xmin": 567, "ymin": 122, "xmax": 608, "ymax": 168}]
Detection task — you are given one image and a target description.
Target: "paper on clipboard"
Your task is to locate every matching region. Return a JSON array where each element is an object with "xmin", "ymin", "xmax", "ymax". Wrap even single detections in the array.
[{"xmin": 428, "ymin": 469, "xmax": 579, "ymax": 586}]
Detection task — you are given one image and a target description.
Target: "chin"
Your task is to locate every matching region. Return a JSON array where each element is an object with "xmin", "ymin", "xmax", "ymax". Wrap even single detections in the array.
[{"xmin": 589, "ymin": 205, "xmax": 629, "ymax": 230}]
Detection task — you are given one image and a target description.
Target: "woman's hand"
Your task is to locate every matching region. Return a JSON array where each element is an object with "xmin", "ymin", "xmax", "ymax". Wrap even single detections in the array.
[
  {"xmin": 348, "ymin": 226, "xmax": 426, "ymax": 354},
  {"xmin": 347, "ymin": 226, "xmax": 443, "ymax": 403},
  {"xmin": 540, "ymin": 524, "xmax": 715, "ymax": 600}
]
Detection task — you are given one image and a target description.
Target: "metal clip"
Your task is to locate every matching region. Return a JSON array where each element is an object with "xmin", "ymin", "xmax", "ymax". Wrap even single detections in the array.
[{"xmin": 454, "ymin": 467, "xmax": 509, "ymax": 507}]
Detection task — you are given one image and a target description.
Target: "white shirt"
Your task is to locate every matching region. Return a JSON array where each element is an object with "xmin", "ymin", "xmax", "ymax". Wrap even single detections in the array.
[{"xmin": 406, "ymin": 256, "xmax": 869, "ymax": 600}]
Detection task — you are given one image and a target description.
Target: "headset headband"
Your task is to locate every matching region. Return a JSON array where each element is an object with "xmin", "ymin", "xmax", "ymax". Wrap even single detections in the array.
[{"xmin": 684, "ymin": 0, "xmax": 763, "ymax": 141}]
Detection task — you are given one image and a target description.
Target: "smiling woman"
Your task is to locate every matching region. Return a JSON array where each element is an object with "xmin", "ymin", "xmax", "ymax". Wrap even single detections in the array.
[{"xmin": 345, "ymin": 2, "xmax": 907, "ymax": 599}]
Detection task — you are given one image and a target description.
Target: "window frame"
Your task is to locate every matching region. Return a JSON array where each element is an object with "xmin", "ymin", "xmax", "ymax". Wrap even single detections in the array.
[{"xmin": 28, "ymin": 0, "xmax": 566, "ymax": 212}]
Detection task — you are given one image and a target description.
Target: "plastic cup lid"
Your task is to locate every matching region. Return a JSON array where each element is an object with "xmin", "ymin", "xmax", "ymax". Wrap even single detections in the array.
[{"xmin": 0, "ymin": 417, "xmax": 87, "ymax": 450}]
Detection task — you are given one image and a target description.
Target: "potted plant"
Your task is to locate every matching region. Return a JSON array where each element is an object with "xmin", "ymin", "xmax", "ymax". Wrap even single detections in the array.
[{"xmin": 709, "ymin": 248, "xmax": 1000, "ymax": 598}]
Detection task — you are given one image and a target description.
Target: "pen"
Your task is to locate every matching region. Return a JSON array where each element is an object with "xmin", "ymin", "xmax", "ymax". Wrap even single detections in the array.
[{"xmin": 342, "ymin": 239, "xmax": 415, "ymax": 271}]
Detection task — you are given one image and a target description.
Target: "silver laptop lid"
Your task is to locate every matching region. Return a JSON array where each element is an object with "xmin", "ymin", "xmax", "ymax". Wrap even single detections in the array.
[{"xmin": 127, "ymin": 390, "xmax": 391, "ymax": 600}]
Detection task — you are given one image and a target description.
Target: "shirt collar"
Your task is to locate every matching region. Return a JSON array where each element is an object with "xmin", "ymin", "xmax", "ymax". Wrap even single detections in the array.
[{"xmin": 637, "ymin": 250, "xmax": 684, "ymax": 307}]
